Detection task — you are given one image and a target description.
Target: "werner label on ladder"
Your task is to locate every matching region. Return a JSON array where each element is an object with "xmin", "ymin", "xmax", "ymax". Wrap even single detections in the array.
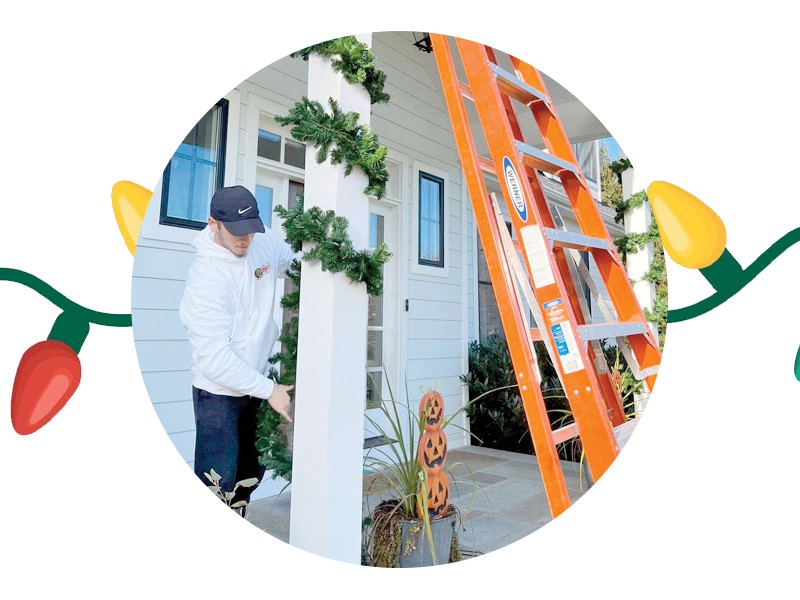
[{"xmin": 503, "ymin": 157, "xmax": 528, "ymax": 222}]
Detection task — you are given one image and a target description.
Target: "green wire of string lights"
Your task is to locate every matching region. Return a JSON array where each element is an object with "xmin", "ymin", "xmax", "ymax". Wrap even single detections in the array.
[{"xmin": 0, "ymin": 268, "xmax": 132, "ymax": 327}]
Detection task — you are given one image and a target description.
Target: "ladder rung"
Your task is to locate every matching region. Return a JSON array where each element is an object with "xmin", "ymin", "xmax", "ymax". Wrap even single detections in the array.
[
  {"xmin": 489, "ymin": 63, "xmax": 550, "ymax": 107},
  {"xmin": 478, "ymin": 155, "xmax": 495, "ymax": 174},
  {"xmin": 551, "ymin": 423, "xmax": 578, "ymax": 445},
  {"xmin": 459, "ymin": 80, "xmax": 474, "ymax": 102},
  {"xmin": 529, "ymin": 328, "xmax": 543, "ymax": 342},
  {"xmin": 516, "ymin": 141, "xmax": 580, "ymax": 178},
  {"xmin": 543, "ymin": 228, "xmax": 611, "ymax": 252},
  {"xmin": 577, "ymin": 322, "xmax": 648, "ymax": 341}
]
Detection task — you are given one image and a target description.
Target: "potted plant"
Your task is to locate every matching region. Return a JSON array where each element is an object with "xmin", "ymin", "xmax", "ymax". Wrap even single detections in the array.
[
  {"xmin": 363, "ymin": 379, "xmax": 472, "ymax": 568},
  {"xmin": 203, "ymin": 469, "xmax": 258, "ymax": 521}
]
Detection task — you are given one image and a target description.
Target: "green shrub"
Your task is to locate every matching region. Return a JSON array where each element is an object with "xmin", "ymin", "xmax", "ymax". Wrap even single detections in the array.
[{"xmin": 459, "ymin": 335, "xmax": 569, "ymax": 455}]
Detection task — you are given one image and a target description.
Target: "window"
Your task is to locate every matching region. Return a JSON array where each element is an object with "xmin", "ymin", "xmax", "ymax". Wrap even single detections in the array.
[
  {"xmin": 258, "ymin": 130, "xmax": 281, "ymax": 161},
  {"xmin": 573, "ymin": 141, "xmax": 598, "ymax": 182},
  {"xmin": 477, "ymin": 222, "xmax": 512, "ymax": 341},
  {"xmin": 366, "ymin": 212, "xmax": 385, "ymax": 410},
  {"xmin": 160, "ymin": 99, "xmax": 228, "ymax": 229},
  {"xmin": 277, "ymin": 181, "xmax": 303, "ymax": 377},
  {"xmin": 477, "ymin": 231, "xmax": 594, "ymax": 342},
  {"xmin": 254, "ymin": 185, "xmax": 273, "ymax": 228},
  {"xmin": 257, "ymin": 125, "xmax": 306, "ymax": 169},
  {"xmin": 576, "ymin": 250, "xmax": 593, "ymax": 319},
  {"xmin": 418, "ymin": 171, "xmax": 445, "ymax": 267}
]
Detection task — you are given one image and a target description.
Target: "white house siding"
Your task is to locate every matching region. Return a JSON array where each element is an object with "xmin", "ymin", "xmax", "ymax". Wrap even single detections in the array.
[{"xmin": 369, "ymin": 33, "xmax": 474, "ymax": 447}]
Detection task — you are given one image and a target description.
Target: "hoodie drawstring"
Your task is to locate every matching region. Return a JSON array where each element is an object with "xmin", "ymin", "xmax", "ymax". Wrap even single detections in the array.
[
  {"xmin": 249, "ymin": 260, "xmax": 255, "ymax": 322},
  {"xmin": 228, "ymin": 261, "xmax": 247, "ymax": 342}
]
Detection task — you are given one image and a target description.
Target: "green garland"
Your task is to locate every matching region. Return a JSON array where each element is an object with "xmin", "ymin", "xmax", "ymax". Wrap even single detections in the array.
[
  {"xmin": 277, "ymin": 198, "xmax": 392, "ymax": 296},
  {"xmin": 255, "ymin": 199, "xmax": 392, "ymax": 481},
  {"xmin": 291, "ymin": 35, "xmax": 390, "ymax": 105},
  {"xmin": 612, "ymin": 189, "xmax": 648, "ymax": 224},
  {"xmin": 275, "ymin": 97, "xmax": 389, "ymax": 200},
  {"xmin": 609, "ymin": 157, "xmax": 632, "ymax": 175},
  {"xmin": 256, "ymin": 37, "xmax": 393, "ymax": 479},
  {"xmin": 614, "ymin": 219, "xmax": 661, "ymax": 256},
  {"xmin": 601, "ymin": 147, "xmax": 667, "ymax": 350}
]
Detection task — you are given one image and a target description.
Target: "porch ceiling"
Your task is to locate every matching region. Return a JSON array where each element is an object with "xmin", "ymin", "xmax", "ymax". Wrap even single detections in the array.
[{"xmin": 430, "ymin": 32, "xmax": 800, "ymax": 142}]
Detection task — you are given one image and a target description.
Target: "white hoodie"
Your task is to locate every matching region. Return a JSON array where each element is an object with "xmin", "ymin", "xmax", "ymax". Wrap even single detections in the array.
[{"xmin": 179, "ymin": 226, "xmax": 300, "ymax": 400}]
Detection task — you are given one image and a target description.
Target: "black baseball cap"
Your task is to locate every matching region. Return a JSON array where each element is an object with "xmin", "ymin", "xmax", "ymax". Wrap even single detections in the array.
[{"xmin": 209, "ymin": 186, "xmax": 266, "ymax": 236}]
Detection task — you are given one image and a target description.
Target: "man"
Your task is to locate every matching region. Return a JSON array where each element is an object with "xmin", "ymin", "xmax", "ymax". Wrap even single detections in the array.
[{"xmin": 180, "ymin": 185, "xmax": 298, "ymax": 514}]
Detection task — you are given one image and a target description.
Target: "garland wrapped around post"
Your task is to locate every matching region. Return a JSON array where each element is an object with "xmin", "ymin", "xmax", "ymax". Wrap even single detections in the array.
[
  {"xmin": 255, "ymin": 35, "xmax": 392, "ymax": 481},
  {"xmin": 604, "ymin": 152, "xmax": 668, "ymax": 349}
]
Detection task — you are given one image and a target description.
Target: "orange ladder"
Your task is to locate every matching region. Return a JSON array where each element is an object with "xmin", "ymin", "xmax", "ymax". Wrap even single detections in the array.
[{"xmin": 430, "ymin": 34, "xmax": 662, "ymax": 518}]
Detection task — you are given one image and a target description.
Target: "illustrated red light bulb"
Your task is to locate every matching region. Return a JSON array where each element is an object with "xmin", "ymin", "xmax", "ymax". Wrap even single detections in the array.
[
  {"xmin": 10, "ymin": 312, "xmax": 89, "ymax": 435},
  {"xmin": 11, "ymin": 341, "xmax": 82, "ymax": 434}
]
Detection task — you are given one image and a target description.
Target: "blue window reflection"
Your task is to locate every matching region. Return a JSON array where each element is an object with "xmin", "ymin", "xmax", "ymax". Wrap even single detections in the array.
[
  {"xmin": 160, "ymin": 99, "xmax": 228, "ymax": 229},
  {"xmin": 419, "ymin": 172, "xmax": 444, "ymax": 267},
  {"xmin": 255, "ymin": 185, "xmax": 273, "ymax": 228}
]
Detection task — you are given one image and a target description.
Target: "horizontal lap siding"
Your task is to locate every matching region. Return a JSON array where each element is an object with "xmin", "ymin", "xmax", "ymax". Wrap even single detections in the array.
[
  {"xmin": 132, "ymin": 220, "xmax": 196, "ymax": 458},
  {"xmin": 372, "ymin": 33, "xmax": 469, "ymax": 449}
]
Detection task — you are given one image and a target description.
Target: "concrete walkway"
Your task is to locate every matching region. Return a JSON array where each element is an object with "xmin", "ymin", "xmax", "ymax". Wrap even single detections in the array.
[{"xmin": 246, "ymin": 445, "xmax": 589, "ymax": 558}]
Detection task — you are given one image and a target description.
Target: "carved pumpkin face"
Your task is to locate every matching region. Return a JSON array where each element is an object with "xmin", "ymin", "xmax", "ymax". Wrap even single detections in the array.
[
  {"xmin": 418, "ymin": 470, "xmax": 450, "ymax": 519},
  {"xmin": 418, "ymin": 429, "xmax": 448, "ymax": 472},
  {"xmin": 419, "ymin": 391, "xmax": 444, "ymax": 431}
]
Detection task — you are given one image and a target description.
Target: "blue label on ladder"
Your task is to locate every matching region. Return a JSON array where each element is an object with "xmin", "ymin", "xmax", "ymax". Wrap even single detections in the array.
[
  {"xmin": 551, "ymin": 323, "xmax": 569, "ymax": 356},
  {"xmin": 503, "ymin": 157, "xmax": 527, "ymax": 222},
  {"xmin": 543, "ymin": 299, "xmax": 562, "ymax": 310}
]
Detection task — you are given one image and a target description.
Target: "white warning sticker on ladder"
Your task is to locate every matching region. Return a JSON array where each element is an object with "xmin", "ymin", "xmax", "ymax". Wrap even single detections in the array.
[
  {"xmin": 520, "ymin": 225, "xmax": 555, "ymax": 288},
  {"xmin": 551, "ymin": 322, "xmax": 584, "ymax": 374}
]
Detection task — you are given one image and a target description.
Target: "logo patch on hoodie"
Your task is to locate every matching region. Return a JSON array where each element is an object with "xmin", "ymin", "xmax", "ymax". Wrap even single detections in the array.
[{"xmin": 254, "ymin": 262, "xmax": 272, "ymax": 279}]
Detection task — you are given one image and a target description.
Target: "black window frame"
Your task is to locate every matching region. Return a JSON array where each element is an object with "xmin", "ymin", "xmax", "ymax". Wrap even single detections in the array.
[
  {"xmin": 417, "ymin": 171, "xmax": 445, "ymax": 268},
  {"xmin": 159, "ymin": 98, "xmax": 229, "ymax": 230}
]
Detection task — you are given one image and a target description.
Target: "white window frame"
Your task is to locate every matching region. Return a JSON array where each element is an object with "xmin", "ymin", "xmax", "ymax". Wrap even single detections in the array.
[
  {"xmin": 242, "ymin": 91, "xmax": 306, "ymax": 190},
  {"xmin": 411, "ymin": 160, "xmax": 450, "ymax": 278}
]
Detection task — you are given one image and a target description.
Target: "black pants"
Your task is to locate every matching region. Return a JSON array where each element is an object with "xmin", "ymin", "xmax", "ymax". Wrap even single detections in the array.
[{"xmin": 192, "ymin": 386, "xmax": 266, "ymax": 504}]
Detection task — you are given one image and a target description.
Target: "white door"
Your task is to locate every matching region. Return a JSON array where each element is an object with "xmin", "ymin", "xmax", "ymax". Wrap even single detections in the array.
[
  {"xmin": 364, "ymin": 201, "xmax": 401, "ymax": 445},
  {"xmin": 250, "ymin": 172, "xmax": 300, "ymax": 500}
]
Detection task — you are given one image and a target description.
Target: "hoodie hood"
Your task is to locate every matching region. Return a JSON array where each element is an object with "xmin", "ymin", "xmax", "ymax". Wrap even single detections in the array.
[{"xmin": 192, "ymin": 226, "xmax": 247, "ymax": 263}]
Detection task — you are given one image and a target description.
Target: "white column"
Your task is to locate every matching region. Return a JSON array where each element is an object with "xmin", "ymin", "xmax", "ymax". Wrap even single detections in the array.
[
  {"xmin": 619, "ymin": 151, "xmax": 655, "ymax": 414},
  {"xmin": 620, "ymin": 152, "xmax": 656, "ymax": 330},
  {"xmin": 288, "ymin": 34, "xmax": 371, "ymax": 563}
]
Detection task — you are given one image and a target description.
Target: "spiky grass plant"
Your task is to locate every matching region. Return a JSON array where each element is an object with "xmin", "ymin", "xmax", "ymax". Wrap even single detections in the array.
[{"xmin": 363, "ymin": 373, "xmax": 498, "ymax": 566}]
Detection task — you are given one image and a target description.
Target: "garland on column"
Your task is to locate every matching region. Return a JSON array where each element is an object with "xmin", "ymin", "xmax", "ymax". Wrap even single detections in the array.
[
  {"xmin": 605, "ymin": 158, "xmax": 668, "ymax": 349},
  {"xmin": 256, "ymin": 35, "xmax": 392, "ymax": 481},
  {"xmin": 275, "ymin": 98, "xmax": 389, "ymax": 200},
  {"xmin": 290, "ymin": 35, "xmax": 390, "ymax": 105}
]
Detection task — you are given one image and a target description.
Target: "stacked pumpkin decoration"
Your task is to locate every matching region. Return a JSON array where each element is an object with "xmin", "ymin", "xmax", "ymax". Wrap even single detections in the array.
[{"xmin": 416, "ymin": 390, "xmax": 450, "ymax": 519}]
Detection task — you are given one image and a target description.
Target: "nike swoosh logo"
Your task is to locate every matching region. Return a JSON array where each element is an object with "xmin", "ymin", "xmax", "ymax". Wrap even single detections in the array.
[{"xmin": 238, "ymin": 207, "xmax": 253, "ymax": 215}]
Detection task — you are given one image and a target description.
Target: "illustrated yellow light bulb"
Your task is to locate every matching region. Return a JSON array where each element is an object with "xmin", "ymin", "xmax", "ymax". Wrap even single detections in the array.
[
  {"xmin": 112, "ymin": 181, "xmax": 152, "ymax": 256},
  {"xmin": 647, "ymin": 181, "xmax": 727, "ymax": 269},
  {"xmin": 647, "ymin": 179, "xmax": 745, "ymax": 297}
]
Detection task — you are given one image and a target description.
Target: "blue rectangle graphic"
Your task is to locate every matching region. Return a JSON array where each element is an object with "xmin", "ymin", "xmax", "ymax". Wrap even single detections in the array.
[
  {"xmin": 543, "ymin": 299, "xmax": 562, "ymax": 310},
  {"xmin": 551, "ymin": 323, "xmax": 569, "ymax": 356}
]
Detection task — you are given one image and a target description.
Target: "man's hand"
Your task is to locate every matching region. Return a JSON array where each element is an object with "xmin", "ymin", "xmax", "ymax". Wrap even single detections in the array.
[{"xmin": 268, "ymin": 384, "xmax": 294, "ymax": 422}]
